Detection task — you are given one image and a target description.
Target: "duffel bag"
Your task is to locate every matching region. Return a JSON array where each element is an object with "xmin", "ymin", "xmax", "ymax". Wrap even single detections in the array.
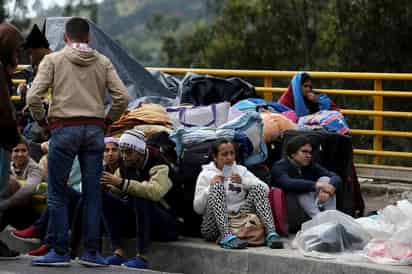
[{"xmin": 167, "ymin": 102, "xmax": 230, "ymax": 129}]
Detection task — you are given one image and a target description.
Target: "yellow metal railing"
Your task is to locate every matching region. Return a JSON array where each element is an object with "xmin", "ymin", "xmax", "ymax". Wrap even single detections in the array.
[
  {"xmin": 12, "ymin": 66, "xmax": 412, "ymax": 164},
  {"xmin": 146, "ymin": 68, "xmax": 412, "ymax": 164}
]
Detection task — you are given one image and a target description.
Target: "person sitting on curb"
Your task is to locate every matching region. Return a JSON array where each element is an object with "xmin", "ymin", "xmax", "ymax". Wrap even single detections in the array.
[
  {"xmin": 0, "ymin": 138, "xmax": 43, "ymax": 233},
  {"xmin": 194, "ymin": 139, "xmax": 283, "ymax": 249},
  {"xmin": 271, "ymin": 135, "xmax": 341, "ymax": 220},
  {"xmin": 100, "ymin": 129, "xmax": 180, "ymax": 269}
]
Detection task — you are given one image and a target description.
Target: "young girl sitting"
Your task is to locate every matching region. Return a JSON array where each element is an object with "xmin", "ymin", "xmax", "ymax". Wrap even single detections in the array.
[{"xmin": 194, "ymin": 139, "xmax": 282, "ymax": 249}]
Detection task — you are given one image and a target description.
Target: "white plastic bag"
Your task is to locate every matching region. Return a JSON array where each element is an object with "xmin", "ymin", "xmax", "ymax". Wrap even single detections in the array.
[
  {"xmin": 356, "ymin": 215, "xmax": 394, "ymax": 240},
  {"xmin": 363, "ymin": 200, "xmax": 412, "ymax": 265}
]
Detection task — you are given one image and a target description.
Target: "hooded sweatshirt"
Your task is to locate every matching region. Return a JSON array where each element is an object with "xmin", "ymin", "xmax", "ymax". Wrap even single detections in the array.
[
  {"xmin": 193, "ymin": 162, "xmax": 268, "ymax": 215},
  {"xmin": 27, "ymin": 45, "xmax": 128, "ymax": 123}
]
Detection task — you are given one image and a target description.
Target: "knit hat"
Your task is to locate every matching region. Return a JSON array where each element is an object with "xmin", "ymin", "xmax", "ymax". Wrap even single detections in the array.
[
  {"xmin": 119, "ymin": 129, "xmax": 146, "ymax": 154},
  {"xmin": 104, "ymin": 137, "xmax": 119, "ymax": 145}
]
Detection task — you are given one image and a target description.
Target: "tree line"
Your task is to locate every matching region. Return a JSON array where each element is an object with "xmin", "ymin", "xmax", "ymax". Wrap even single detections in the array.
[{"xmin": 159, "ymin": 0, "xmax": 412, "ymax": 165}]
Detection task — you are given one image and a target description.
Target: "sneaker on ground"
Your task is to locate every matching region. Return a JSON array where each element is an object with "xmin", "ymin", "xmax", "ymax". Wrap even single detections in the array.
[
  {"xmin": 78, "ymin": 250, "xmax": 108, "ymax": 267},
  {"xmin": 266, "ymin": 232, "xmax": 284, "ymax": 249},
  {"xmin": 105, "ymin": 253, "xmax": 126, "ymax": 266},
  {"xmin": 121, "ymin": 256, "xmax": 149, "ymax": 269},
  {"xmin": 219, "ymin": 234, "xmax": 248, "ymax": 249},
  {"xmin": 31, "ymin": 249, "xmax": 70, "ymax": 266},
  {"xmin": 28, "ymin": 244, "xmax": 49, "ymax": 256},
  {"xmin": 11, "ymin": 226, "xmax": 41, "ymax": 244},
  {"xmin": 0, "ymin": 240, "xmax": 19, "ymax": 260}
]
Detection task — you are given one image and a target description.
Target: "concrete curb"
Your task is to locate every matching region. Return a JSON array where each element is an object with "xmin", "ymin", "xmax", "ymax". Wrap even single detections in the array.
[{"xmin": 2, "ymin": 228, "xmax": 411, "ymax": 274}]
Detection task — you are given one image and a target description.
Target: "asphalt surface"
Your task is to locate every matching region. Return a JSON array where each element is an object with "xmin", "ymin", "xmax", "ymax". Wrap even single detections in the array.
[{"xmin": 0, "ymin": 256, "xmax": 173, "ymax": 274}]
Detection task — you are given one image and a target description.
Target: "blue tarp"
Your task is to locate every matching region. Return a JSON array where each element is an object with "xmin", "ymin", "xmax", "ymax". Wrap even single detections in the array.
[{"xmin": 44, "ymin": 17, "xmax": 177, "ymax": 107}]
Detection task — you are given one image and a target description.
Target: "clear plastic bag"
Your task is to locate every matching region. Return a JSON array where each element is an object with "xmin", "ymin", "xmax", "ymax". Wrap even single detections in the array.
[
  {"xmin": 379, "ymin": 205, "xmax": 409, "ymax": 227},
  {"xmin": 294, "ymin": 210, "xmax": 370, "ymax": 254},
  {"xmin": 363, "ymin": 200, "xmax": 412, "ymax": 265},
  {"xmin": 356, "ymin": 215, "xmax": 394, "ymax": 240}
]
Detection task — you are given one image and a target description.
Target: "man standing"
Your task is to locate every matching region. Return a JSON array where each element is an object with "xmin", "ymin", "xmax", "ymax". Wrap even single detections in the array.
[
  {"xmin": 0, "ymin": 22, "xmax": 24, "ymax": 260},
  {"xmin": 27, "ymin": 17, "xmax": 129, "ymax": 267}
]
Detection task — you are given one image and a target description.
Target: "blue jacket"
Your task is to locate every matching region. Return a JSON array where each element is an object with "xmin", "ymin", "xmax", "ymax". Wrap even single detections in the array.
[{"xmin": 271, "ymin": 158, "xmax": 341, "ymax": 193}]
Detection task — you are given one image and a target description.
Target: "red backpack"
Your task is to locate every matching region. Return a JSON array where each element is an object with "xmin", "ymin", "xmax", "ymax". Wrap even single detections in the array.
[{"xmin": 268, "ymin": 187, "xmax": 288, "ymax": 236}]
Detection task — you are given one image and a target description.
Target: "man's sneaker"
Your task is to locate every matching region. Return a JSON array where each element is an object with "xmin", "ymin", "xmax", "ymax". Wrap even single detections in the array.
[
  {"xmin": 105, "ymin": 253, "xmax": 126, "ymax": 266},
  {"xmin": 0, "ymin": 240, "xmax": 19, "ymax": 260},
  {"xmin": 11, "ymin": 226, "xmax": 41, "ymax": 244},
  {"xmin": 28, "ymin": 244, "xmax": 50, "ymax": 256},
  {"xmin": 31, "ymin": 249, "xmax": 70, "ymax": 266},
  {"xmin": 121, "ymin": 256, "xmax": 148, "ymax": 269},
  {"xmin": 266, "ymin": 232, "xmax": 284, "ymax": 249},
  {"xmin": 219, "ymin": 234, "xmax": 248, "ymax": 249},
  {"xmin": 78, "ymin": 251, "xmax": 108, "ymax": 267}
]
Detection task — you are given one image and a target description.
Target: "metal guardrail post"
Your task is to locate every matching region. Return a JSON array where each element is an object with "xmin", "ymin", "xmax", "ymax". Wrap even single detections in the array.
[
  {"xmin": 373, "ymin": 80, "xmax": 383, "ymax": 164},
  {"xmin": 263, "ymin": 77, "xmax": 273, "ymax": 101}
]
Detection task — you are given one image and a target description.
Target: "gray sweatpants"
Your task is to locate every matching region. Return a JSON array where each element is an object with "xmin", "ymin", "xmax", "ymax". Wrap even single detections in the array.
[{"xmin": 297, "ymin": 191, "xmax": 336, "ymax": 218}]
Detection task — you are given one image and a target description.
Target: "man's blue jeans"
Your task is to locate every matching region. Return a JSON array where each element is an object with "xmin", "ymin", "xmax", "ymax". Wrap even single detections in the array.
[
  {"xmin": 34, "ymin": 188, "xmax": 81, "ymax": 246},
  {"xmin": 47, "ymin": 125, "xmax": 104, "ymax": 254}
]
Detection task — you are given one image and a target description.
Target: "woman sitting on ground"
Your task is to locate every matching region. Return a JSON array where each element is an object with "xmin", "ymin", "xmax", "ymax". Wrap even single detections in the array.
[
  {"xmin": 194, "ymin": 138, "xmax": 282, "ymax": 249},
  {"xmin": 0, "ymin": 138, "xmax": 43, "ymax": 232},
  {"xmin": 278, "ymin": 72, "xmax": 339, "ymax": 118},
  {"xmin": 271, "ymin": 136, "xmax": 341, "ymax": 220}
]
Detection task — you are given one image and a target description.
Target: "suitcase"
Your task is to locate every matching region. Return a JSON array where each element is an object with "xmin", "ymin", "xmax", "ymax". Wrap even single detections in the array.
[
  {"xmin": 268, "ymin": 187, "xmax": 288, "ymax": 236},
  {"xmin": 179, "ymin": 141, "xmax": 214, "ymax": 237}
]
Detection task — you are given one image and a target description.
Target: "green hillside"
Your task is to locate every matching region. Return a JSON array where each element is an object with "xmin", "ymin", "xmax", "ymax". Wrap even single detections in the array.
[{"xmin": 97, "ymin": 0, "xmax": 210, "ymax": 65}]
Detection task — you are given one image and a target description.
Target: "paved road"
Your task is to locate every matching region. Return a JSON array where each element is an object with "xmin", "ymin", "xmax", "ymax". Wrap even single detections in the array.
[{"xmin": 0, "ymin": 256, "xmax": 173, "ymax": 274}]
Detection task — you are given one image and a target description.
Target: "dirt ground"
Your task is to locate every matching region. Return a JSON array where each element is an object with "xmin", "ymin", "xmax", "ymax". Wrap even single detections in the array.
[{"xmin": 361, "ymin": 187, "xmax": 412, "ymax": 215}]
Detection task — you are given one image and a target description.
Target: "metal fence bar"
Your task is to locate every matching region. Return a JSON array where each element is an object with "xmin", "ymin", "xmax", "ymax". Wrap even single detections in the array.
[
  {"xmin": 354, "ymin": 149, "xmax": 412, "ymax": 158},
  {"xmin": 373, "ymin": 80, "xmax": 383, "ymax": 164},
  {"xmin": 146, "ymin": 67, "xmax": 412, "ymax": 80},
  {"xmin": 256, "ymin": 87, "xmax": 412, "ymax": 97},
  {"xmin": 340, "ymin": 109, "xmax": 412, "ymax": 118},
  {"xmin": 350, "ymin": 129, "xmax": 412, "ymax": 138},
  {"xmin": 263, "ymin": 77, "xmax": 273, "ymax": 101}
]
